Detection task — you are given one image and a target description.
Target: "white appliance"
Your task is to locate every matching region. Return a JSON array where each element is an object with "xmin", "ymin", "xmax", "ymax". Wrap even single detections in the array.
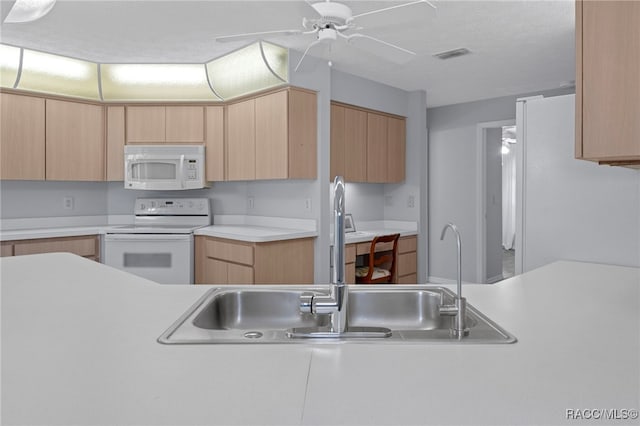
[
  {"xmin": 124, "ymin": 145, "xmax": 206, "ymax": 190},
  {"xmin": 104, "ymin": 198, "xmax": 211, "ymax": 284}
]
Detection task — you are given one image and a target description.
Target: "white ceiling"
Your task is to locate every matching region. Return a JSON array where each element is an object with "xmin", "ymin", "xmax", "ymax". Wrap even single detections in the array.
[{"xmin": 0, "ymin": 0, "xmax": 575, "ymax": 107}]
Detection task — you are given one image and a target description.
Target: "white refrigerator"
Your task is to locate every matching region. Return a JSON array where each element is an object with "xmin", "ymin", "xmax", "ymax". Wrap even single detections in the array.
[{"xmin": 515, "ymin": 94, "xmax": 640, "ymax": 273}]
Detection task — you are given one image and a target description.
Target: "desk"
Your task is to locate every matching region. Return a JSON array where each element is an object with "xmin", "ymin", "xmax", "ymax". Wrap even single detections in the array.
[{"xmin": 345, "ymin": 235, "xmax": 417, "ymax": 284}]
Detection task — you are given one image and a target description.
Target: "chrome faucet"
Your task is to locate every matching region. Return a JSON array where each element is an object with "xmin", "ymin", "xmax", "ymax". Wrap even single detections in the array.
[
  {"xmin": 298, "ymin": 176, "xmax": 348, "ymax": 333},
  {"xmin": 439, "ymin": 223, "xmax": 469, "ymax": 338},
  {"xmin": 289, "ymin": 176, "xmax": 390, "ymax": 339}
]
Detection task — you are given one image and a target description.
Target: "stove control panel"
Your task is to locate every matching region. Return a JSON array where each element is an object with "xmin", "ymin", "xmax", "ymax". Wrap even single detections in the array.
[{"xmin": 134, "ymin": 198, "xmax": 210, "ymax": 216}]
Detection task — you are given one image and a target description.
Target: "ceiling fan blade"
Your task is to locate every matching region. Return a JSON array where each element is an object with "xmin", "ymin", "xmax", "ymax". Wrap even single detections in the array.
[
  {"xmin": 216, "ymin": 29, "xmax": 304, "ymax": 43},
  {"xmin": 344, "ymin": 33, "xmax": 416, "ymax": 57},
  {"xmin": 348, "ymin": 0, "xmax": 436, "ymax": 23},
  {"xmin": 294, "ymin": 39, "xmax": 324, "ymax": 72}
]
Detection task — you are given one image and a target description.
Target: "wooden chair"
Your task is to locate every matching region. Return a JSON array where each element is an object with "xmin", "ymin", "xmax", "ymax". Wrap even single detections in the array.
[{"xmin": 355, "ymin": 233, "xmax": 400, "ymax": 284}]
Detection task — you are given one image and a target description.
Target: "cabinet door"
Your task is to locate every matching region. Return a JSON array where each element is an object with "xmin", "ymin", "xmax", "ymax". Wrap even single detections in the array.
[
  {"xmin": 205, "ymin": 106, "xmax": 225, "ymax": 182},
  {"xmin": 226, "ymin": 99, "xmax": 256, "ymax": 180},
  {"xmin": 126, "ymin": 106, "xmax": 165, "ymax": 143},
  {"xmin": 344, "ymin": 107, "xmax": 367, "ymax": 182},
  {"xmin": 366, "ymin": 112, "xmax": 388, "ymax": 182},
  {"xmin": 0, "ymin": 93, "xmax": 45, "ymax": 180},
  {"xmin": 255, "ymin": 91, "xmax": 288, "ymax": 180},
  {"xmin": 106, "ymin": 106, "xmax": 125, "ymax": 181},
  {"xmin": 288, "ymin": 89, "xmax": 317, "ymax": 179},
  {"xmin": 330, "ymin": 104, "xmax": 345, "ymax": 181},
  {"xmin": 579, "ymin": 0, "xmax": 640, "ymax": 160},
  {"xmin": 13, "ymin": 235, "xmax": 98, "ymax": 258},
  {"xmin": 227, "ymin": 263, "xmax": 254, "ymax": 284},
  {"xmin": 165, "ymin": 106, "xmax": 205, "ymax": 143},
  {"xmin": 387, "ymin": 116, "xmax": 406, "ymax": 182},
  {"xmin": 46, "ymin": 100, "xmax": 104, "ymax": 181}
]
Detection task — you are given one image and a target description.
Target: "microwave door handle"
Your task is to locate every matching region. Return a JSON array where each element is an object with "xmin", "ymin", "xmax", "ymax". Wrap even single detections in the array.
[{"xmin": 179, "ymin": 155, "xmax": 185, "ymax": 189}]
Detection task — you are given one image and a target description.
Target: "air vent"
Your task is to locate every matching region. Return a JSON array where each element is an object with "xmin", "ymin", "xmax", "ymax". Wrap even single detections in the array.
[{"xmin": 433, "ymin": 48, "xmax": 471, "ymax": 60}]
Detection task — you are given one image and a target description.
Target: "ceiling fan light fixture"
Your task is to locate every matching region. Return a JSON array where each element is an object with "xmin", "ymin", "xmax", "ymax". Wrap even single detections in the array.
[
  {"xmin": 433, "ymin": 48, "xmax": 471, "ymax": 60},
  {"xmin": 4, "ymin": 0, "xmax": 56, "ymax": 23}
]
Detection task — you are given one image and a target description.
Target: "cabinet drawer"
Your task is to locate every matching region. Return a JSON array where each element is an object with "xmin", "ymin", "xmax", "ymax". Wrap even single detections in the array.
[
  {"xmin": 398, "ymin": 236, "xmax": 417, "ymax": 254},
  {"xmin": 397, "ymin": 252, "xmax": 417, "ymax": 276},
  {"xmin": 13, "ymin": 236, "xmax": 98, "ymax": 257},
  {"xmin": 356, "ymin": 240, "xmax": 395, "ymax": 255},
  {"xmin": 1, "ymin": 243, "xmax": 13, "ymax": 257},
  {"xmin": 205, "ymin": 238, "xmax": 254, "ymax": 265},
  {"xmin": 397, "ymin": 274, "xmax": 417, "ymax": 284}
]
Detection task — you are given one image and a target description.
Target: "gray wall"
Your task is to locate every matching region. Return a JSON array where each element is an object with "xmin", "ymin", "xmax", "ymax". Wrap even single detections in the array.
[
  {"xmin": 523, "ymin": 95, "xmax": 640, "ymax": 270},
  {"xmin": 1, "ymin": 181, "xmax": 107, "ymax": 218},
  {"xmin": 427, "ymin": 88, "xmax": 574, "ymax": 283},
  {"xmin": 485, "ymin": 127, "xmax": 503, "ymax": 282}
]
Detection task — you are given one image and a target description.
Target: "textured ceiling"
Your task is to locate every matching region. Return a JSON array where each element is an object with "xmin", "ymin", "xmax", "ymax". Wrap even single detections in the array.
[{"xmin": 0, "ymin": 0, "xmax": 575, "ymax": 107}]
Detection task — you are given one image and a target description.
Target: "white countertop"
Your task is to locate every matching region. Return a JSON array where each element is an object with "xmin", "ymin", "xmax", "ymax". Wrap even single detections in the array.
[
  {"xmin": 0, "ymin": 215, "xmax": 318, "ymax": 243},
  {"xmin": 341, "ymin": 220, "xmax": 418, "ymax": 244},
  {"xmin": 1, "ymin": 254, "xmax": 638, "ymax": 425}
]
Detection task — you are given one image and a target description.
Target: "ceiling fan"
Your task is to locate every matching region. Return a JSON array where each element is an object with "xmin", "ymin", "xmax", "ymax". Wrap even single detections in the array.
[{"xmin": 216, "ymin": 0, "xmax": 436, "ymax": 71}]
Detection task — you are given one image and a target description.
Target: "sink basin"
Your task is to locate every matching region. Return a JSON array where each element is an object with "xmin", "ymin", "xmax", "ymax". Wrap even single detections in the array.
[{"xmin": 158, "ymin": 286, "xmax": 516, "ymax": 344}]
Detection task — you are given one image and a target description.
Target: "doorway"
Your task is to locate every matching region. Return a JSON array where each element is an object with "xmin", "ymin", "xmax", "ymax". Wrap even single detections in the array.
[{"xmin": 476, "ymin": 119, "xmax": 516, "ymax": 284}]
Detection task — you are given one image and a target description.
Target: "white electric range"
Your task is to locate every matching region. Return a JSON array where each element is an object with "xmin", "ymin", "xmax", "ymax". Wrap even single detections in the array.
[{"xmin": 104, "ymin": 198, "xmax": 210, "ymax": 284}]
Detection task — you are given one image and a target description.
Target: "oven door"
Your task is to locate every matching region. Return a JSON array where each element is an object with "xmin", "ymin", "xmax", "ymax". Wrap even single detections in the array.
[{"xmin": 103, "ymin": 234, "xmax": 193, "ymax": 284}]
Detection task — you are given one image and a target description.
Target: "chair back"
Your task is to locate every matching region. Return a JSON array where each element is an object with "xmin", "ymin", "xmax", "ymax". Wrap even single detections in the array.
[{"xmin": 360, "ymin": 233, "xmax": 400, "ymax": 283}]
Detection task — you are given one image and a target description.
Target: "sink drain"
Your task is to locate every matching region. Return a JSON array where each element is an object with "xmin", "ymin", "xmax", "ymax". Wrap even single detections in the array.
[{"xmin": 244, "ymin": 331, "xmax": 263, "ymax": 339}]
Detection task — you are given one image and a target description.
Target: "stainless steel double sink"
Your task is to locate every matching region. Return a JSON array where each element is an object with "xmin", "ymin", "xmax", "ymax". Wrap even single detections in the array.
[{"xmin": 158, "ymin": 286, "xmax": 516, "ymax": 344}]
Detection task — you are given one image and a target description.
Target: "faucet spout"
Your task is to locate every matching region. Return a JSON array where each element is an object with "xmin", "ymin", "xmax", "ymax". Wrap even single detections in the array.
[{"xmin": 440, "ymin": 223, "xmax": 468, "ymax": 338}]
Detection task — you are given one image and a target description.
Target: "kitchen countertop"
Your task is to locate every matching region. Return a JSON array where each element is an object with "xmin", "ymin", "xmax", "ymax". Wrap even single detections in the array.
[
  {"xmin": 1, "ymin": 254, "xmax": 638, "ymax": 425},
  {"xmin": 0, "ymin": 215, "xmax": 318, "ymax": 243}
]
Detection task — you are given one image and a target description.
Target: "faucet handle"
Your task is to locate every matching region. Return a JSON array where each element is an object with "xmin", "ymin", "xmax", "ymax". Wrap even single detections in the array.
[{"xmin": 300, "ymin": 292, "xmax": 315, "ymax": 313}]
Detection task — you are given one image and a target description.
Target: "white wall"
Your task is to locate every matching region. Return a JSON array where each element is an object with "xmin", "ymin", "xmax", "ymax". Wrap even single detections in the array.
[
  {"xmin": 427, "ymin": 88, "xmax": 574, "ymax": 283},
  {"xmin": 523, "ymin": 95, "xmax": 640, "ymax": 270}
]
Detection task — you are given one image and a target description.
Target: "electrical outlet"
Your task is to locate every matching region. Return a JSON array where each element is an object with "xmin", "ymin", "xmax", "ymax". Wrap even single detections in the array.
[
  {"xmin": 304, "ymin": 198, "xmax": 312, "ymax": 211},
  {"xmin": 247, "ymin": 197, "xmax": 255, "ymax": 210},
  {"xmin": 407, "ymin": 195, "xmax": 415, "ymax": 208},
  {"xmin": 63, "ymin": 196, "xmax": 74, "ymax": 210}
]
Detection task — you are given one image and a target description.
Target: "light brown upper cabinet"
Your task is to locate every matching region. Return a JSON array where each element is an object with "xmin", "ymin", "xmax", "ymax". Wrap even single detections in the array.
[
  {"xmin": 226, "ymin": 88, "xmax": 317, "ymax": 181},
  {"xmin": 125, "ymin": 106, "xmax": 205, "ymax": 144},
  {"xmin": 46, "ymin": 99, "xmax": 104, "ymax": 181},
  {"xmin": 331, "ymin": 104, "xmax": 367, "ymax": 182},
  {"xmin": 106, "ymin": 106, "xmax": 125, "ymax": 181},
  {"xmin": 0, "ymin": 93, "xmax": 45, "ymax": 180},
  {"xmin": 576, "ymin": 0, "xmax": 640, "ymax": 165},
  {"xmin": 330, "ymin": 102, "xmax": 406, "ymax": 183},
  {"xmin": 205, "ymin": 106, "xmax": 225, "ymax": 182}
]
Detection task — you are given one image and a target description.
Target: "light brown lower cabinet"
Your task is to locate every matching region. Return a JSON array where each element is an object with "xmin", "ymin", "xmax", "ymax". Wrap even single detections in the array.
[
  {"xmin": 346, "ymin": 235, "xmax": 417, "ymax": 284},
  {"xmin": 195, "ymin": 236, "xmax": 314, "ymax": 285},
  {"xmin": 2, "ymin": 235, "xmax": 100, "ymax": 261}
]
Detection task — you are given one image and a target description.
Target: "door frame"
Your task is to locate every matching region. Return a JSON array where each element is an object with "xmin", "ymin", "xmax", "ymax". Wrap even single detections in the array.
[{"xmin": 475, "ymin": 119, "xmax": 515, "ymax": 284}]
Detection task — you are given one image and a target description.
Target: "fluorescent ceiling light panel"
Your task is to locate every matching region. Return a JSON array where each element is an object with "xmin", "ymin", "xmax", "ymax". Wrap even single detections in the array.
[
  {"xmin": 18, "ymin": 49, "xmax": 100, "ymax": 99},
  {"xmin": 0, "ymin": 45, "xmax": 21, "ymax": 87},
  {"xmin": 4, "ymin": 0, "xmax": 56, "ymax": 23},
  {"xmin": 101, "ymin": 63, "xmax": 219, "ymax": 101},
  {"xmin": 207, "ymin": 42, "xmax": 288, "ymax": 100}
]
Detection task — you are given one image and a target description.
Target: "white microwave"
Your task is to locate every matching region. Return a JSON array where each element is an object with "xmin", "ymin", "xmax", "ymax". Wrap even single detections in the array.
[{"xmin": 124, "ymin": 145, "xmax": 207, "ymax": 190}]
